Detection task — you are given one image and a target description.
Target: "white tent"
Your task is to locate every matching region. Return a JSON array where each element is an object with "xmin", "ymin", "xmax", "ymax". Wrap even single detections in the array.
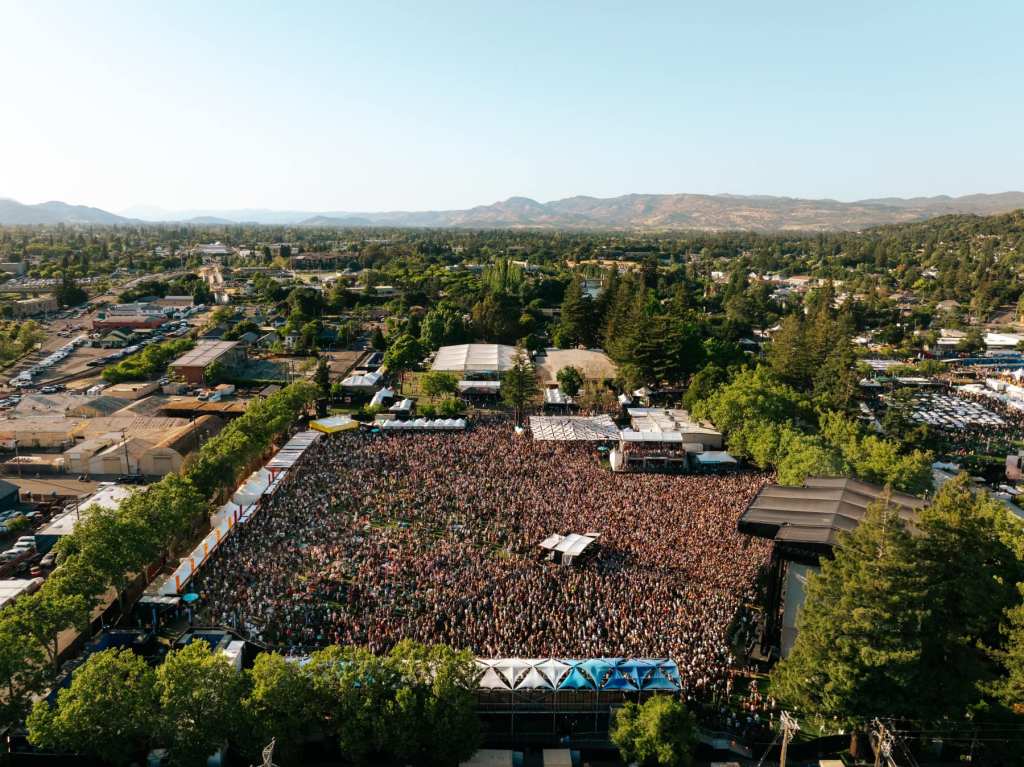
[
  {"xmin": 232, "ymin": 468, "xmax": 271, "ymax": 507},
  {"xmin": 475, "ymin": 659, "xmax": 512, "ymax": 690},
  {"xmin": 535, "ymin": 659, "xmax": 571, "ymax": 687},
  {"xmin": 432, "ymin": 344, "xmax": 518, "ymax": 375},
  {"xmin": 341, "ymin": 369, "xmax": 383, "ymax": 388},
  {"xmin": 517, "ymin": 665, "xmax": 554, "ymax": 689},
  {"xmin": 370, "ymin": 387, "xmax": 395, "ymax": 407},
  {"xmin": 491, "ymin": 658, "xmax": 535, "ymax": 688}
]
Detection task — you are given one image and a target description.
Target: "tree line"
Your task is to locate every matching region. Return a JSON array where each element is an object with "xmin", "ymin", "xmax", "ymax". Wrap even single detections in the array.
[
  {"xmin": 27, "ymin": 639, "xmax": 480, "ymax": 767},
  {"xmin": 772, "ymin": 475, "xmax": 1024, "ymax": 765},
  {"xmin": 0, "ymin": 383, "xmax": 318, "ymax": 732}
]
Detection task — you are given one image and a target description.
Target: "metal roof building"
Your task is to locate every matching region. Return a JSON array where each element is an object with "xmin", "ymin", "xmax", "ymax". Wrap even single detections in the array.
[
  {"xmin": 168, "ymin": 340, "xmax": 243, "ymax": 385},
  {"xmin": 739, "ymin": 477, "xmax": 926, "ymax": 548}
]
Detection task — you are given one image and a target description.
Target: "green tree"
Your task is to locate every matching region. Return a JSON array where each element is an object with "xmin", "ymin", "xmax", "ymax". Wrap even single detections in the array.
[
  {"xmin": 304, "ymin": 645, "xmax": 396, "ymax": 766},
  {"xmin": 419, "ymin": 303, "xmax": 468, "ymax": 350},
  {"xmin": 915, "ymin": 476, "xmax": 1024, "ymax": 720},
  {"xmin": 501, "ymin": 346, "xmax": 539, "ymax": 424},
  {"xmin": 766, "ymin": 315, "xmax": 811, "ymax": 388},
  {"xmin": 156, "ymin": 641, "xmax": 246, "ymax": 767},
  {"xmin": 242, "ymin": 652, "xmax": 312, "ymax": 766},
  {"xmin": 382, "ymin": 333, "xmax": 424, "ymax": 373},
  {"xmin": 0, "ymin": 612, "xmax": 48, "ymax": 726},
  {"xmin": 556, "ymin": 278, "xmax": 597, "ymax": 348},
  {"xmin": 610, "ymin": 695, "xmax": 698, "ymax": 767},
  {"xmin": 15, "ymin": 590, "xmax": 90, "ymax": 672},
  {"xmin": 471, "ymin": 291, "xmax": 521, "ymax": 343},
  {"xmin": 420, "ymin": 370, "xmax": 459, "ymax": 399},
  {"xmin": 314, "ymin": 356, "xmax": 331, "ymax": 397},
  {"xmin": 26, "ymin": 648, "xmax": 158, "ymax": 766},
  {"xmin": 771, "ymin": 503, "xmax": 927, "ymax": 725},
  {"xmin": 55, "ymin": 271, "xmax": 88, "ymax": 307},
  {"xmin": 384, "ymin": 641, "xmax": 480, "ymax": 767},
  {"xmin": 556, "ymin": 365, "xmax": 584, "ymax": 398}
]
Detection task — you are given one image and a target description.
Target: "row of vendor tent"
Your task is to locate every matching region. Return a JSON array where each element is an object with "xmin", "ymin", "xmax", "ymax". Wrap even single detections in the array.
[
  {"xmin": 158, "ymin": 431, "xmax": 322, "ymax": 595},
  {"xmin": 380, "ymin": 418, "xmax": 467, "ymax": 431},
  {"xmin": 475, "ymin": 658, "xmax": 681, "ymax": 691}
]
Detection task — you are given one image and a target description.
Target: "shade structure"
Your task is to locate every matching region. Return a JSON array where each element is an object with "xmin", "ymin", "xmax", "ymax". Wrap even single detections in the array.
[
  {"xmin": 529, "ymin": 415, "xmax": 619, "ymax": 441},
  {"xmin": 232, "ymin": 468, "xmax": 271, "ymax": 507},
  {"xmin": 340, "ymin": 369, "xmax": 382, "ymax": 388},
  {"xmin": 556, "ymin": 663, "xmax": 595, "ymax": 690},
  {"xmin": 616, "ymin": 659, "xmax": 655, "ymax": 687},
  {"xmin": 380, "ymin": 418, "xmax": 467, "ymax": 431},
  {"xmin": 491, "ymin": 658, "xmax": 535, "ymax": 688},
  {"xmin": 642, "ymin": 669, "xmax": 679, "ymax": 690},
  {"xmin": 658, "ymin": 660, "xmax": 681, "ymax": 686},
  {"xmin": 602, "ymin": 669, "xmax": 639, "ymax": 690},
  {"xmin": 370, "ymin": 387, "xmax": 395, "ymax": 407},
  {"xmin": 535, "ymin": 659, "xmax": 571, "ymax": 687},
  {"xmin": 580, "ymin": 659, "xmax": 615, "ymax": 687},
  {"xmin": 517, "ymin": 666, "xmax": 554, "ymax": 690},
  {"xmin": 310, "ymin": 415, "xmax": 359, "ymax": 434},
  {"xmin": 478, "ymin": 666, "xmax": 512, "ymax": 690}
]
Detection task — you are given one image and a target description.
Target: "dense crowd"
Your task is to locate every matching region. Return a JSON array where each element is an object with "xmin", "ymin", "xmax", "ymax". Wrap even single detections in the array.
[{"xmin": 194, "ymin": 424, "xmax": 772, "ymax": 693}]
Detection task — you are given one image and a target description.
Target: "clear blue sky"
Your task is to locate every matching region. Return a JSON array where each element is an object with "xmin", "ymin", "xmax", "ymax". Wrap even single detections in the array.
[{"xmin": 1, "ymin": 0, "xmax": 1022, "ymax": 213}]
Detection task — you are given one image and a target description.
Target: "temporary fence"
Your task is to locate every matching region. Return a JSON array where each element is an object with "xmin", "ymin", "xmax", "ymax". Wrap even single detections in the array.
[{"xmin": 158, "ymin": 430, "xmax": 322, "ymax": 594}]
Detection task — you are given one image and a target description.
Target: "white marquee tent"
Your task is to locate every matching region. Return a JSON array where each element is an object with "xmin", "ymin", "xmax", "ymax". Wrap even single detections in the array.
[{"xmin": 432, "ymin": 344, "xmax": 518, "ymax": 375}]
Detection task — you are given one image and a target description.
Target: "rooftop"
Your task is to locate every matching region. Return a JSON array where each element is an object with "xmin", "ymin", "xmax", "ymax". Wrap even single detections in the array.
[
  {"xmin": 739, "ymin": 477, "xmax": 926, "ymax": 547},
  {"xmin": 169, "ymin": 340, "xmax": 240, "ymax": 369}
]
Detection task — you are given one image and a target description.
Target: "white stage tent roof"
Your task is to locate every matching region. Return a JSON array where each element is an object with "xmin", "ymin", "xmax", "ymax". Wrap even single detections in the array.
[
  {"xmin": 529, "ymin": 415, "xmax": 618, "ymax": 441},
  {"xmin": 432, "ymin": 343, "xmax": 518, "ymax": 374},
  {"xmin": 540, "ymin": 533, "xmax": 599, "ymax": 559}
]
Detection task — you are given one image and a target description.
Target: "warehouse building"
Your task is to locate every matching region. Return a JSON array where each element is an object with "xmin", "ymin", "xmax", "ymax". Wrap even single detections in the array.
[{"xmin": 168, "ymin": 340, "xmax": 244, "ymax": 385}]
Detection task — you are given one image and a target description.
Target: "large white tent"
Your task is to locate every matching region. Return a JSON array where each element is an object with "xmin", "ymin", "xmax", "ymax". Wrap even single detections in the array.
[{"xmin": 432, "ymin": 344, "xmax": 518, "ymax": 375}]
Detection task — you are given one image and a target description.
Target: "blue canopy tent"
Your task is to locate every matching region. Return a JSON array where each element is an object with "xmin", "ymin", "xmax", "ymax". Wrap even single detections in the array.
[
  {"xmin": 558, "ymin": 664, "xmax": 596, "ymax": 690},
  {"xmin": 602, "ymin": 669, "xmax": 639, "ymax": 691},
  {"xmin": 580, "ymin": 659, "xmax": 615, "ymax": 688},
  {"xmin": 616, "ymin": 659, "xmax": 655, "ymax": 688},
  {"xmin": 641, "ymin": 669, "xmax": 679, "ymax": 690},
  {"xmin": 658, "ymin": 660, "xmax": 681, "ymax": 686}
]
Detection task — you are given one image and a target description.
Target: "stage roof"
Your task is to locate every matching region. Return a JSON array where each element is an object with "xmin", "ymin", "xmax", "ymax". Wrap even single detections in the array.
[
  {"xmin": 529, "ymin": 415, "xmax": 619, "ymax": 441},
  {"xmin": 739, "ymin": 477, "xmax": 926, "ymax": 546}
]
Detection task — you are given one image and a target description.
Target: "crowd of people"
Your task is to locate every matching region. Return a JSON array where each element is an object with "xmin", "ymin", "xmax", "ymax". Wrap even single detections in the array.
[{"xmin": 193, "ymin": 424, "xmax": 772, "ymax": 693}]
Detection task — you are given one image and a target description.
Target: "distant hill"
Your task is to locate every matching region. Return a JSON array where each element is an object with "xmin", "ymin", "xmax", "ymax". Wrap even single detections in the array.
[
  {"xmin": 298, "ymin": 215, "xmax": 374, "ymax": 227},
  {"xmin": 128, "ymin": 192, "xmax": 1024, "ymax": 231},
  {"xmin": 0, "ymin": 198, "xmax": 132, "ymax": 225},
  {"xmin": 6, "ymin": 192, "xmax": 1024, "ymax": 231}
]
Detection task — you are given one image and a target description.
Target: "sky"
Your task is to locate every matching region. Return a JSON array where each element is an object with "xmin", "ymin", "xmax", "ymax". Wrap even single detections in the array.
[{"xmin": 1, "ymin": 0, "xmax": 1022, "ymax": 214}]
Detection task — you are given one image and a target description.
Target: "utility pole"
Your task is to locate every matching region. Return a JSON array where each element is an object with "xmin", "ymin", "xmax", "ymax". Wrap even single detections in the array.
[{"xmin": 779, "ymin": 711, "xmax": 800, "ymax": 767}]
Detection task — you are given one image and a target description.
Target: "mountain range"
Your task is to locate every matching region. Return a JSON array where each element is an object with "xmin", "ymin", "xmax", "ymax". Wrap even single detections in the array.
[{"xmin": 2, "ymin": 192, "xmax": 1024, "ymax": 231}]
